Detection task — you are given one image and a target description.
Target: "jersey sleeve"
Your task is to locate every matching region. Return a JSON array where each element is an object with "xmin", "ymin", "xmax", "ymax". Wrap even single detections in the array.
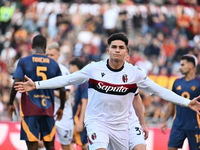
[
  {"xmin": 80, "ymin": 82, "xmax": 88, "ymax": 99},
  {"xmin": 133, "ymin": 67, "xmax": 151, "ymax": 94},
  {"xmin": 13, "ymin": 58, "xmax": 24, "ymax": 80},
  {"xmin": 172, "ymin": 80, "xmax": 177, "ymax": 93},
  {"xmin": 59, "ymin": 64, "xmax": 71, "ymax": 90},
  {"xmin": 137, "ymin": 75, "xmax": 190, "ymax": 107},
  {"xmin": 36, "ymin": 63, "xmax": 92, "ymax": 89}
]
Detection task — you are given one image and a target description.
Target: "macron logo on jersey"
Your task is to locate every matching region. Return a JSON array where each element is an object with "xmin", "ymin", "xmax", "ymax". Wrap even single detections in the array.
[
  {"xmin": 101, "ymin": 72, "xmax": 105, "ymax": 77},
  {"xmin": 88, "ymin": 79, "xmax": 137, "ymax": 95},
  {"xmin": 143, "ymin": 76, "xmax": 147, "ymax": 80}
]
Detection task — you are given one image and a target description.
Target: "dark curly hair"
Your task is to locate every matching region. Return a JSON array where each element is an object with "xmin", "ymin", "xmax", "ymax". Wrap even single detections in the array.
[
  {"xmin": 107, "ymin": 32, "xmax": 128, "ymax": 46},
  {"xmin": 181, "ymin": 54, "xmax": 198, "ymax": 67},
  {"xmin": 32, "ymin": 35, "xmax": 47, "ymax": 49}
]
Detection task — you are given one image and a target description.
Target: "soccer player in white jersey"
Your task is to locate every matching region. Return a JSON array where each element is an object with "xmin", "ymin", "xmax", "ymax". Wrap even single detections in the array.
[
  {"xmin": 45, "ymin": 43, "xmax": 73, "ymax": 150},
  {"xmin": 14, "ymin": 33, "xmax": 200, "ymax": 150}
]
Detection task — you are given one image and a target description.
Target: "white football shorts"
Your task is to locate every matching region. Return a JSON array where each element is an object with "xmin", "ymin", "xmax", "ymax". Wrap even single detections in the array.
[
  {"xmin": 129, "ymin": 124, "xmax": 146, "ymax": 150},
  {"xmin": 55, "ymin": 118, "xmax": 74, "ymax": 145},
  {"xmin": 86, "ymin": 121, "xmax": 129, "ymax": 150}
]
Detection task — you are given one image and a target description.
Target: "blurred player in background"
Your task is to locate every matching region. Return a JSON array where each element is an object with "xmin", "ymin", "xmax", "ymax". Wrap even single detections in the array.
[
  {"xmin": 46, "ymin": 43, "xmax": 74, "ymax": 150},
  {"xmin": 8, "ymin": 35, "xmax": 66, "ymax": 150},
  {"xmin": 161, "ymin": 54, "xmax": 200, "ymax": 150},
  {"xmin": 38, "ymin": 42, "xmax": 74, "ymax": 150},
  {"xmin": 69, "ymin": 58, "xmax": 88, "ymax": 150}
]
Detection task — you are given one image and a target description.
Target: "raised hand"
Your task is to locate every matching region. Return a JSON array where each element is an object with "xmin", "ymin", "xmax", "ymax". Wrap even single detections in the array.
[
  {"xmin": 188, "ymin": 95, "xmax": 200, "ymax": 114},
  {"xmin": 14, "ymin": 75, "xmax": 36, "ymax": 93}
]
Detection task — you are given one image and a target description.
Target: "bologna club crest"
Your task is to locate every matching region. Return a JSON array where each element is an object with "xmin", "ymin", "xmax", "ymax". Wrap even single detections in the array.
[
  {"xmin": 122, "ymin": 74, "xmax": 128, "ymax": 83},
  {"xmin": 91, "ymin": 133, "xmax": 97, "ymax": 140},
  {"xmin": 87, "ymin": 136, "xmax": 93, "ymax": 145}
]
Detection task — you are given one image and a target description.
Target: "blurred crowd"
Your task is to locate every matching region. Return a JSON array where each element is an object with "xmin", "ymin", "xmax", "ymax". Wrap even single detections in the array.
[{"xmin": 1, "ymin": 0, "xmax": 200, "ymax": 126}]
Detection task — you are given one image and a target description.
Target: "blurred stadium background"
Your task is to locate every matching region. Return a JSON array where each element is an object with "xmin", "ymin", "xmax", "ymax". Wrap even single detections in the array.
[{"xmin": 1, "ymin": 0, "xmax": 199, "ymax": 149}]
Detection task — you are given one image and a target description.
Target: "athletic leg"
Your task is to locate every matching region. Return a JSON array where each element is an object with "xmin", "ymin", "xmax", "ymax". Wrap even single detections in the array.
[
  {"xmin": 132, "ymin": 144, "xmax": 146, "ymax": 150},
  {"xmin": 21, "ymin": 117, "xmax": 41, "ymax": 150},
  {"xmin": 26, "ymin": 141, "xmax": 38, "ymax": 150},
  {"xmin": 61, "ymin": 144, "xmax": 71, "ymax": 150},
  {"xmin": 40, "ymin": 116, "xmax": 56, "ymax": 150},
  {"xmin": 168, "ymin": 148, "xmax": 178, "ymax": 150},
  {"xmin": 43, "ymin": 141, "xmax": 55, "ymax": 150}
]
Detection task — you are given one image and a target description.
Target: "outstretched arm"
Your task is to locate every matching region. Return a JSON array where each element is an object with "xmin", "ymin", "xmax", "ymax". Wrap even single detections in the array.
[
  {"xmin": 138, "ymin": 78, "xmax": 200, "ymax": 114},
  {"xmin": 15, "ymin": 71, "xmax": 89, "ymax": 93}
]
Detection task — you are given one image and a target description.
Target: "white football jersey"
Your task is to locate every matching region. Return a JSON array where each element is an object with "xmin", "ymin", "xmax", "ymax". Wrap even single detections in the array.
[
  {"xmin": 82, "ymin": 60, "xmax": 147, "ymax": 128},
  {"xmin": 37, "ymin": 59, "xmax": 191, "ymax": 129}
]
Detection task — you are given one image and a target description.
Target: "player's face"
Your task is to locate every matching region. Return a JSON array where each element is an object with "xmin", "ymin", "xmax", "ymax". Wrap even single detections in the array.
[
  {"xmin": 46, "ymin": 49, "xmax": 60, "ymax": 62},
  {"xmin": 107, "ymin": 40, "xmax": 128, "ymax": 61},
  {"xmin": 69, "ymin": 64, "xmax": 79, "ymax": 74},
  {"xmin": 179, "ymin": 60, "xmax": 190, "ymax": 75}
]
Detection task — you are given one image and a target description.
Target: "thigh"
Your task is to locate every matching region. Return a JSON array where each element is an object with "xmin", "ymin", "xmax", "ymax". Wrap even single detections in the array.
[
  {"xmin": 186, "ymin": 130, "xmax": 200, "ymax": 150},
  {"xmin": 43, "ymin": 141, "xmax": 55, "ymax": 150},
  {"xmin": 168, "ymin": 127, "xmax": 186, "ymax": 149},
  {"xmin": 56, "ymin": 119, "xmax": 74, "ymax": 145},
  {"xmin": 132, "ymin": 144, "xmax": 146, "ymax": 150},
  {"xmin": 108, "ymin": 129, "xmax": 129, "ymax": 150},
  {"xmin": 129, "ymin": 125, "xmax": 146, "ymax": 150},
  {"xmin": 26, "ymin": 141, "xmax": 38, "ymax": 150},
  {"xmin": 86, "ymin": 122, "xmax": 129, "ymax": 150},
  {"xmin": 87, "ymin": 124, "xmax": 109, "ymax": 150},
  {"xmin": 40, "ymin": 116, "xmax": 56, "ymax": 142},
  {"xmin": 20, "ymin": 116, "xmax": 40, "ymax": 141}
]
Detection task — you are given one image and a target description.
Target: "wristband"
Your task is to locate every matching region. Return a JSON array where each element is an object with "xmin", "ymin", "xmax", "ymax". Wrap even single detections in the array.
[{"xmin": 35, "ymin": 81, "xmax": 40, "ymax": 89}]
